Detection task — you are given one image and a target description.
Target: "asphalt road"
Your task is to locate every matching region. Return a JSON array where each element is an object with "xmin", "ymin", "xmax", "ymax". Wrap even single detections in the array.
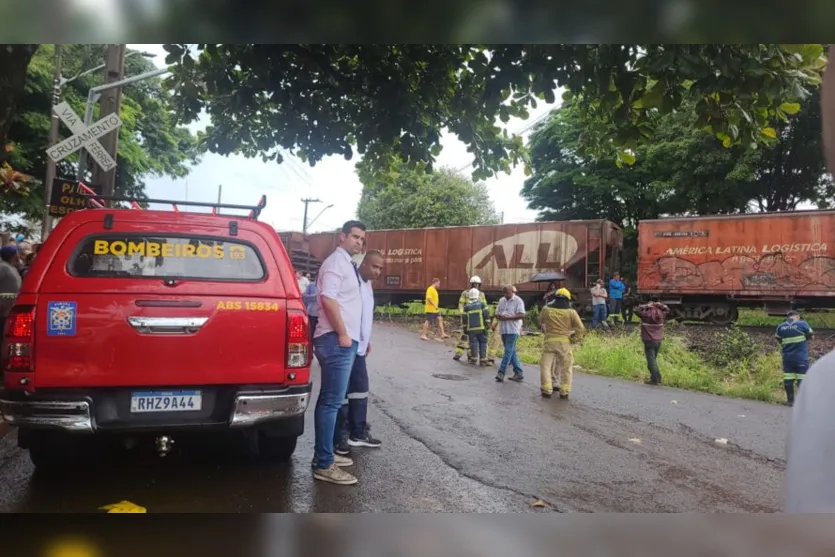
[{"xmin": 0, "ymin": 323, "xmax": 788, "ymax": 512}]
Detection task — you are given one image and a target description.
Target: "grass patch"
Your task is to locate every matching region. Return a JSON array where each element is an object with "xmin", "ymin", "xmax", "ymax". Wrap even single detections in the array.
[
  {"xmin": 513, "ymin": 330, "xmax": 786, "ymax": 403},
  {"xmin": 737, "ymin": 308, "xmax": 835, "ymax": 328}
]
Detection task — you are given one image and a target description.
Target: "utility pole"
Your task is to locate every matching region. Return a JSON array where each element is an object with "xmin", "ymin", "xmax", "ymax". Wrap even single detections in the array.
[
  {"xmin": 91, "ymin": 44, "xmax": 127, "ymax": 204},
  {"xmin": 41, "ymin": 44, "xmax": 63, "ymax": 240},
  {"xmin": 301, "ymin": 198, "xmax": 321, "ymax": 234},
  {"xmin": 217, "ymin": 185, "xmax": 222, "ymax": 204}
]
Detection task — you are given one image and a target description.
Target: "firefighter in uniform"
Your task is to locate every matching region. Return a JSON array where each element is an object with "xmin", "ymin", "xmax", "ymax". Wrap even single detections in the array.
[
  {"xmin": 539, "ymin": 288, "xmax": 585, "ymax": 400},
  {"xmin": 463, "ymin": 288, "xmax": 491, "ymax": 366},
  {"xmin": 776, "ymin": 310, "xmax": 814, "ymax": 406},
  {"xmin": 454, "ymin": 276, "xmax": 488, "ymax": 363}
]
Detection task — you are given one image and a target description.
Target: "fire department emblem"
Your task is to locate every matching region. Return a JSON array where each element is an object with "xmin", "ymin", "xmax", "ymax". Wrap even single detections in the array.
[
  {"xmin": 229, "ymin": 245, "xmax": 247, "ymax": 260},
  {"xmin": 47, "ymin": 301, "xmax": 77, "ymax": 337}
]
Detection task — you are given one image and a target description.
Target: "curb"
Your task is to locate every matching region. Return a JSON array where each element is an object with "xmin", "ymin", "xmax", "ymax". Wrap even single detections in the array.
[{"xmin": 0, "ymin": 419, "xmax": 10, "ymax": 440}]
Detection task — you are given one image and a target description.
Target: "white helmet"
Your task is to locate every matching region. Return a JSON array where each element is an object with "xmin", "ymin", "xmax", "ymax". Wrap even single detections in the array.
[
  {"xmin": 467, "ymin": 287, "xmax": 481, "ymax": 301},
  {"xmin": 469, "ymin": 275, "xmax": 482, "ymax": 285}
]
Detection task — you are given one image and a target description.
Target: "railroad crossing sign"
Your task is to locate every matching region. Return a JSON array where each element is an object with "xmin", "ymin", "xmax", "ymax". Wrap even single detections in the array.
[{"xmin": 45, "ymin": 102, "xmax": 122, "ymax": 172}]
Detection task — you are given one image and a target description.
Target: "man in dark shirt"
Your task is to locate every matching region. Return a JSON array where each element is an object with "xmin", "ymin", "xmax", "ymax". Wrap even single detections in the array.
[
  {"xmin": 776, "ymin": 310, "xmax": 814, "ymax": 406},
  {"xmin": 634, "ymin": 301, "xmax": 670, "ymax": 385}
]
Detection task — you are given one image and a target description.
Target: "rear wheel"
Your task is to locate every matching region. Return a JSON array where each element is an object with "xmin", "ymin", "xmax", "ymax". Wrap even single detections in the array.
[{"xmin": 258, "ymin": 433, "xmax": 298, "ymax": 462}]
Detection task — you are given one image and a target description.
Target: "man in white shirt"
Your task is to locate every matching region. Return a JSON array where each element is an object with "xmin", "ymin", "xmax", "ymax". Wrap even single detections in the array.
[
  {"xmin": 296, "ymin": 270, "xmax": 310, "ymax": 293},
  {"xmin": 335, "ymin": 250, "xmax": 385, "ymax": 456},
  {"xmin": 590, "ymin": 279, "xmax": 610, "ymax": 330},
  {"xmin": 495, "ymin": 285, "xmax": 527, "ymax": 382},
  {"xmin": 311, "ymin": 220, "xmax": 366, "ymax": 486}
]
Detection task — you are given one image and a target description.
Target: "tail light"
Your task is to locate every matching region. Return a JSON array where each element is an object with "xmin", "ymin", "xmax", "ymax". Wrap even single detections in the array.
[
  {"xmin": 3, "ymin": 305, "xmax": 35, "ymax": 377},
  {"xmin": 286, "ymin": 309, "xmax": 310, "ymax": 368}
]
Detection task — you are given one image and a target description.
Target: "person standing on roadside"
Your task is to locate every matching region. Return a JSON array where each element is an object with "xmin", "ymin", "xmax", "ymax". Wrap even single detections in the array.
[
  {"xmin": 608, "ymin": 272, "xmax": 626, "ymax": 324},
  {"xmin": 297, "ymin": 270, "xmax": 310, "ymax": 293},
  {"xmin": 420, "ymin": 277, "xmax": 449, "ymax": 341},
  {"xmin": 463, "ymin": 288, "xmax": 491, "ymax": 366},
  {"xmin": 776, "ymin": 310, "xmax": 814, "ymax": 407},
  {"xmin": 539, "ymin": 288, "xmax": 585, "ymax": 399},
  {"xmin": 634, "ymin": 301, "xmax": 670, "ymax": 385},
  {"xmin": 590, "ymin": 279, "xmax": 610, "ymax": 330},
  {"xmin": 335, "ymin": 250, "xmax": 385, "ymax": 455},
  {"xmin": 303, "ymin": 278, "xmax": 320, "ymax": 345},
  {"xmin": 311, "ymin": 220, "xmax": 366, "ymax": 486},
  {"xmin": 0, "ymin": 245, "xmax": 22, "ymax": 338},
  {"xmin": 454, "ymin": 276, "xmax": 486, "ymax": 363},
  {"xmin": 495, "ymin": 285, "xmax": 526, "ymax": 383}
]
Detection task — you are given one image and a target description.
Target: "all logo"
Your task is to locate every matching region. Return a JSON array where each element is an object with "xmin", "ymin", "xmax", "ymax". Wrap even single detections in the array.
[{"xmin": 466, "ymin": 230, "xmax": 579, "ymax": 285}]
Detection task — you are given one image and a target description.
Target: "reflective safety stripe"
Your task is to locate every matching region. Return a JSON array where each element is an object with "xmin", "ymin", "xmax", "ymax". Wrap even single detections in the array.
[
  {"xmin": 784, "ymin": 373, "xmax": 799, "ymax": 381},
  {"xmin": 781, "ymin": 336, "xmax": 807, "ymax": 345},
  {"xmin": 342, "ymin": 399, "xmax": 349, "ymax": 405},
  {"xmin": 347, "ymin": 392, "xmax": 369, "ymax": 400}
]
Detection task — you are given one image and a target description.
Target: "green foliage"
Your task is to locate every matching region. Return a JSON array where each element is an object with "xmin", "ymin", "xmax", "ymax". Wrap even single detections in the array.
[
  {"xmin": 736, "ymin": 308, "xmax": 835, "ymax": 329},
  {"xmin": 514, "ymin": 330, "xmax": 784, "ymax": 403},
  {"xmin": 701, "ymin": 327, "xmax": 760, "ymax": 368},
  {"xmin": 0, "ymin": 45, "xmax": 39, "ymax": 165},
  {"xmin": 163, "ymin": 44, "xmax": 826, "ymax": 178},
  {"xmin": 3, "ymin": 45, "xmax": 200, "ymax": 229},
  {"xmin": 356, "ymin": 161, "xmax": 499, "ymax": 230},
  {"xmin": 522, "ymin": 77, "xmax": 832, "ymax": 260}
]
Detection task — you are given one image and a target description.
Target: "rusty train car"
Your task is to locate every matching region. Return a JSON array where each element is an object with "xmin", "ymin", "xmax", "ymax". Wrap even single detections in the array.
[
  {"xmin": 638, "ymin": 210, "xmax": 835, "ymax": 323},
  {"xmin": 281, "ymin": 221, "xmax": 624, "ymax": 308}
]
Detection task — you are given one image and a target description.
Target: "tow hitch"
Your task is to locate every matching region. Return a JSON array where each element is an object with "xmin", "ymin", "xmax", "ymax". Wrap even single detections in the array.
[{"xmin": 155, "ymin": 435, "xmax": 175, "ymax": 457}]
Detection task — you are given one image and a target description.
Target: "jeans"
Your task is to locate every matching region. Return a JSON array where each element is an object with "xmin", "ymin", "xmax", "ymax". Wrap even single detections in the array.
[
  {"xmin": 644, "ymin": 340, "xmax": 661, "ymax": 383},
  {"xmin": 308, "ymin": 316, "xmax": 318, "ymax": 345},
  {"xmin": 592, "ymin": 304, "xmax": 608, "ymax": 328},
  {"xmin": 468, "ymin": 331, "xmax": 488, "ymax": 360},
  {"xmin": 336, "ymin": 354, "xmax": 370, "ymax": 441},
  {"xmin": 498, "ymin": 333, "xmax": 524, "ymax": 376},
  {"xmin": 313, "ymin": 332, "xmax": 358, "ymax": 469}
]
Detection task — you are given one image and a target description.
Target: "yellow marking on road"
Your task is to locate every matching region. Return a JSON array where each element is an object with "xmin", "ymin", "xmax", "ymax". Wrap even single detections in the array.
[
  {"xmin": 44, "ymin": 539, "xmax": 101, "ymax": 557},
  {"xmin": 99, "ymin": 500, "xmax": 147, "ymax": 513}
]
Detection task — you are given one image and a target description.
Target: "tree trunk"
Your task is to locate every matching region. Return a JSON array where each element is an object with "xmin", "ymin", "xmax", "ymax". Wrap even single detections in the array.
[{"xmin": 0, "ymin": 44, "xmax": 39, "ymax": 165}]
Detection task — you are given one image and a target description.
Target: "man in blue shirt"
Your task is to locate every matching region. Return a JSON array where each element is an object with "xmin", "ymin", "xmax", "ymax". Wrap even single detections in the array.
[
  {"xmin": 303, "ymin": 279, "xmax": 320, "ymax": 345},
  {"xmin": 776, "ymin": 310, "xmax": 814, "ymax": 406},
  {"xmin": 608, "ymin": 272, "xmax": 626, "ymax": 324}
]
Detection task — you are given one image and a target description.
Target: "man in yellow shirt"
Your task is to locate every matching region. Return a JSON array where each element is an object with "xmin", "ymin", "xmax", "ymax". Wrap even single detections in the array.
[{"xmin": 420, "ymin": 278, "xmax": 449, "ymax": 341}]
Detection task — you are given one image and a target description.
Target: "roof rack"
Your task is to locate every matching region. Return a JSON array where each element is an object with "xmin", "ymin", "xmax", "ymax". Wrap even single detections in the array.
[{"xmin": 79, "ymin": 191, "xmax": 268, "ymax": 220}]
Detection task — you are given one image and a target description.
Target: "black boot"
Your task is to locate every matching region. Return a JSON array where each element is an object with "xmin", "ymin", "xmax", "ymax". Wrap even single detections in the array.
[{"xmin": 784, "ymin": 379, "xmax": 795, "ymax": 407}]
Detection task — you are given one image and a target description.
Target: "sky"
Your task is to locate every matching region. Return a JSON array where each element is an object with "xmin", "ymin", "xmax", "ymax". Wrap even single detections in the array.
[{"xmin": 128, "ymin": 44, "xmax": 557, "ymax": 233}]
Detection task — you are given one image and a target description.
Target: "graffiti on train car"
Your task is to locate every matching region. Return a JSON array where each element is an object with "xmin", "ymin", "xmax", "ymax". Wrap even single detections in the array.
[{"xmin": 648, "ymin": 252, "xmax": 835, "ymax": 290}]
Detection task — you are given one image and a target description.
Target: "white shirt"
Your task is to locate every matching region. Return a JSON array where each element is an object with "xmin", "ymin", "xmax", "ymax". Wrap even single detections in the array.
[
  {"xmin": 314, "ymin": 247, "xmax": 363, "ymax": 342},
  {"xmin": 496, "ymin": 295, "xmax": 525, "ymax": 335},
  {"xmin": 297, "ymin": 276, "xmax": 310, "ymax": 292},
  {"xmin": 357, "ymin": 278, "xmax": 375, "ymax": 356}
]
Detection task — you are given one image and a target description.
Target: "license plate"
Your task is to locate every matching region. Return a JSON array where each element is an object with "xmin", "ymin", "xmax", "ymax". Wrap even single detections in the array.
[{"xmin": 130, "ymin": 390, "xmax": 202, "ymax": 413}]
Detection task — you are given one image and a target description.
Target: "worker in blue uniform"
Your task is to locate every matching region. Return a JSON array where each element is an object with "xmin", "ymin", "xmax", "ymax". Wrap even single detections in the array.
[{"xmin": 776, "ymin": 310, "xmax": 814, "ymax": 406}]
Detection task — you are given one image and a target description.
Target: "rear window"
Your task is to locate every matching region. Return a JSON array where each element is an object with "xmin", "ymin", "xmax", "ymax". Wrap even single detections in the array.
[{"xmin": 68, "ymin": 235, "xmax": 266, "ymax": 281}]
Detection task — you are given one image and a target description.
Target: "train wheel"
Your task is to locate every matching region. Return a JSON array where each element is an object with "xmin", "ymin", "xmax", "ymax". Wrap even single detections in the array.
[{"xmin": 708, "ymin": 305, "xmax": 738, "ymax": 325}]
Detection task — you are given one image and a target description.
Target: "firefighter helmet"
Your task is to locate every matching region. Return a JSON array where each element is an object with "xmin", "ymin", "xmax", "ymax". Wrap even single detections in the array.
[
  {"xmin": 467, "ymin": 287, "xmax": 481, "ymax": 301},
  {"xmin": 469, "ymin": 275, "xmax": 482, "ymax": 284},
  {"xmin": 556, "ymin": 287, "xmax": 572, "ymax": 300}
]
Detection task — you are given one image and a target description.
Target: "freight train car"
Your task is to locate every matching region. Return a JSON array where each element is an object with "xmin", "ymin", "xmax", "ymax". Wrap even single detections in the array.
[
  {"xmin": 283, "ymin": 220, "xmax": 623, "ymax": 309},
  {"xmin": 637, "ymin": 210, "xmax": 835, "ymax": 323}
]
